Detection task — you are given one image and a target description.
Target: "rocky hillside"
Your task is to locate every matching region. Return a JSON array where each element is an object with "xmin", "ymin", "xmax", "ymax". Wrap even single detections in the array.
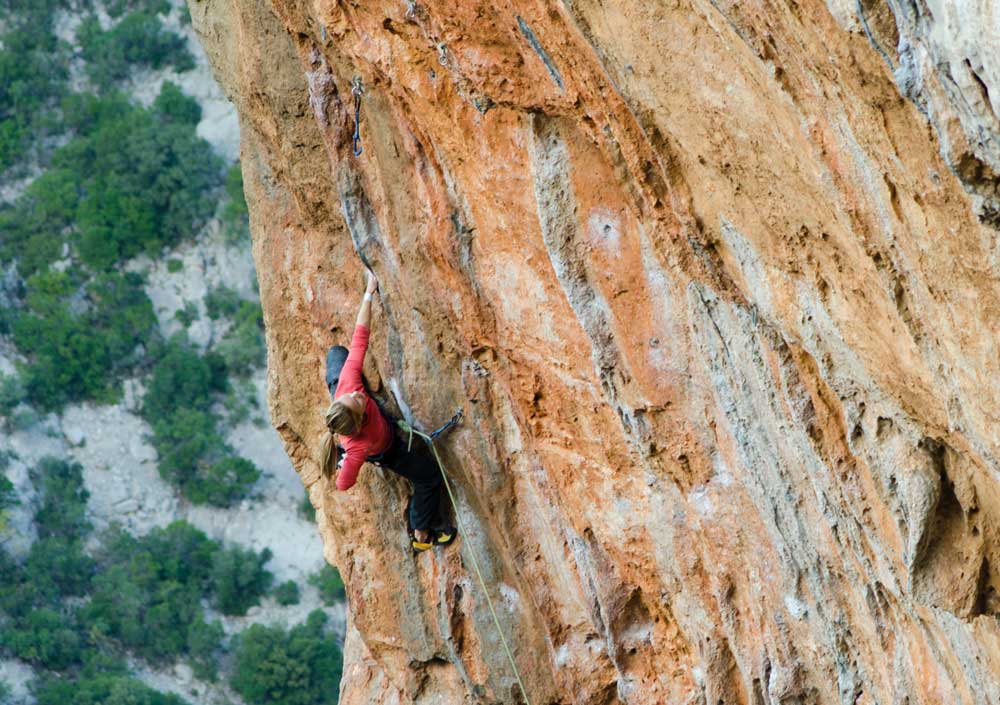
[
  {"xmin": 0, "ymin": 2, "xmax": 344, "ymax": 703},
  {"xmin": 190, "ymin": 0, "xmax": 1000, "ymax": 703}
]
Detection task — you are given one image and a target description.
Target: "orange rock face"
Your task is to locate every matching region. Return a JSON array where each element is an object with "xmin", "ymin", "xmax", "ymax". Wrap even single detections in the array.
[{"xmin": 190, "ymin": 0, "xmax": 1000, "ymax": 702}]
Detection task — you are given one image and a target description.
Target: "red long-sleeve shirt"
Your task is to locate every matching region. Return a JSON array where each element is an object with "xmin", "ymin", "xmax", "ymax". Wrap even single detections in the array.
[{"xmin": 334, "ymin": 324, "xmax": 392, "ymax": 491}]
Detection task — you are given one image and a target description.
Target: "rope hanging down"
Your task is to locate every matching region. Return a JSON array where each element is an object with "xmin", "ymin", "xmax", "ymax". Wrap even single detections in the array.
[
  {"xmin": 396, "ymin": 414, "xmax": 533, "ymax": 705},
  {"xmin": 351, "ymin": 76, "xmax": 364, "ymax": 157}
]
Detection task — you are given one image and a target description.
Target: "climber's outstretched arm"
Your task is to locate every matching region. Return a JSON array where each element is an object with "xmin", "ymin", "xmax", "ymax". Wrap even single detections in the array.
[
  {"xmin": 356, "ymin": 271, "xmax": 379, "ymax": 329},
  {"xmin": 339, "ymin": 272, "xmax": 379, "ymax": 392}
]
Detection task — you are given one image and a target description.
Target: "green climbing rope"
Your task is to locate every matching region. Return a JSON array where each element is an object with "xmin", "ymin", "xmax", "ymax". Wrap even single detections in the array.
[{"xmin": 397, "ymin": 416, "xmax": 532, "ymax": 705}]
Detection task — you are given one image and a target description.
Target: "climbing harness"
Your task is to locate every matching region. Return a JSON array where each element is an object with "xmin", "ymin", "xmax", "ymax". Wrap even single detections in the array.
[
  {"xmin": 396, "ymin": 412, "xmax": 533, "ymax": 705},
  {"xmin": 351, "ymin": 76, "xmax": 364, "ymax": 157}
]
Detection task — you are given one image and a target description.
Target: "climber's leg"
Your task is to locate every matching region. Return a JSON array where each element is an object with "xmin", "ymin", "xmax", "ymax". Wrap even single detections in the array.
[
  {"xmin": 325, "ymin": 345, "xmax": 349, "ymax": 401},
  {"xmin": 383, "ymin": 436, "xmax": 457, "ymax": 552},
  {"xmin": 408, "ymin": 474, "xmax": 442, "ymax": 534}
]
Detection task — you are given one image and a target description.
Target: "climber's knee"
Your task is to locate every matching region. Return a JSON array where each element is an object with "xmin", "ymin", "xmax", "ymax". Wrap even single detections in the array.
[{"xmin": 325, "ymin": 345, "xmax": 349, "ymax": 399}]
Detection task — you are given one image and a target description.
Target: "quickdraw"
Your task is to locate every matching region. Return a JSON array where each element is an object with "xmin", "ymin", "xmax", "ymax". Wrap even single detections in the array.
[{"xmin": 351, "ymin": 76, "xmax": 364, "ymax": 157}]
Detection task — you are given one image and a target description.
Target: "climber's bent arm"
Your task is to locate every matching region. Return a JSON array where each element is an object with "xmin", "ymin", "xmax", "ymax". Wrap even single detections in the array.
[{"xmin": 337, "ymin": 446, "xmax": 366, "ymax": 491}]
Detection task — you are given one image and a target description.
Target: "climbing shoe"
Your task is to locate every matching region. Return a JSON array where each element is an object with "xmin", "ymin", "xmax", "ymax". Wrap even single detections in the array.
[
  {"xmin": 411, "ymin": 526, "xmax": 458, "ymax": 553},
  {"xmin": 433, "ymin": 525, "xmax": 457, "ymax": 547}
]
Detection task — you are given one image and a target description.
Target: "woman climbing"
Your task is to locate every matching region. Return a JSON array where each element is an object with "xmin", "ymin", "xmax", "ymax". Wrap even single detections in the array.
[{"xmin": 320, "ymin": 271, "xmax": 457, "ymax": 553}]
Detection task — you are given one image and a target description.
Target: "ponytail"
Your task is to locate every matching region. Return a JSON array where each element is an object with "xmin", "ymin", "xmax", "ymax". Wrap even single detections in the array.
[{"xmin": 320, "ymin": 431, "xmax": 339, "ymax": 479}]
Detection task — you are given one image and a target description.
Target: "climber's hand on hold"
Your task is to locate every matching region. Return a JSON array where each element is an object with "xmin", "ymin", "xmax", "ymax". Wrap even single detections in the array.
[{"xmin": 357, "ymin": 271, "xmax": 377, "ymax": 328}]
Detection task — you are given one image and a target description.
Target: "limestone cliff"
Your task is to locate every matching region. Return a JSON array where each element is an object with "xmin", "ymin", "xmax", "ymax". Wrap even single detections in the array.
[{"xmin": 189, "ymin": 0, "xmax": 1000, "ymax": 702}]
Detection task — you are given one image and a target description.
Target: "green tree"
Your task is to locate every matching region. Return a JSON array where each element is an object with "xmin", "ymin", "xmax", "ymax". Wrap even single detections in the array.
[
  {"xmin": 154, "ymin": 81, "xmax": 201, "ymax": 125},
  {"xmin": 143, "ymin": 338, "xmax": 225, "ymax": 418},
  {"xmin": 0, "ymin": 373, "xmax": 24, "ymax": 423},
  {"xmin": 222, "ymin": 161, "xmax": 250, "ymax": 243},
  {"xmin": 2, "ymin": 89, "xmax": 224, "ymax": 277},
  {"xmin": 204, "ymin": 285, "xmax": 241, "ymax": 320},
  {"xmin": 231, "ymin": 611, "xmax": 342, "ymax": 705},
  {"xmin": 11, "ymin": 271, "xmax": 155, "ymax": 410},
  {"xmin": 0, "ymin": 0, "xmax": 71, "ymax": 170},
  {"xmin": 191, "ymin": 457, "xmax": 261, "ymax": 506},
  {"xmin": 186, "ymin": 618, "xmax": 224, "ymax": 681},
  {"xmin": 215, "ymin": 300, "xmax": 266, "ymax": 376},
  {"xmin": 31, "ymin": 457, "xmax": 90, "ymax": 541},
  {"xmin": 211, "ymin": 546, "xmax": 273, "ymax": 616},
  {"xmin": 3, "ymin": 607, "xmax": 84, "ymax": 669},
  {"xmin": 143, "ymin": 338, "xmax": 261, "ymax": 506},
  {"xmin": 78, "ymin": 12, "xmax": 194, "ymax": 91},
  {"xmin": 35, "ymin": 673, "xmax": 191, "ymax": 705},
  {"xmin": 25, "ymin": 537, "xmax": 94, "ymax": 600},
  {"xmin": 105, "ymin": 0, "xmax": 170, "ymax": 18},
  {"xmin": 308, "ymin": 564, "xmax": 345, "ymax": 605},
  {"xmin": 83, "ymin": 523, "xmax": 224, "ymax": 668},
  {"xmin": 273, "ymin": 580, "xmax": 300, "ymax": 606}
]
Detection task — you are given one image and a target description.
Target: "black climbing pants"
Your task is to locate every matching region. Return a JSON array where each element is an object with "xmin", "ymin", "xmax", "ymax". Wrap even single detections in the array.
[{"xmin": 370, "ymin": 426, "xmax": 442, "ymax": 533}]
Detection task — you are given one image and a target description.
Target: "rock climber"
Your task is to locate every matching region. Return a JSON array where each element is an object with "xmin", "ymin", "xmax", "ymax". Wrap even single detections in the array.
[{"xmin": 320, "ymin": 271, "xmax": 457, "ymax": 553}]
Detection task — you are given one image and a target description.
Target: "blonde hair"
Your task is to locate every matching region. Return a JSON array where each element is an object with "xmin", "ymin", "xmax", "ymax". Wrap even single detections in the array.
[{"xmin": 319, "ymin": 399, "xmax": 365, "ymax": 479}]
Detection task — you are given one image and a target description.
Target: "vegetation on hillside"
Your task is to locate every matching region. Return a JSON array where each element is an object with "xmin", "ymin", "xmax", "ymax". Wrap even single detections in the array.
[
  {"xmin": 309, "ymin": 564, "xmax": 347, "ymax": 606},
  {"xmin": 0, "ymin": 456, "xmax": 316, "ymax": 700},
  {"xmin": 231, "ymin": 610, "xmax": 342, "ymax": 705},
  {"xmin": 0, "ymin": 2, "xmax": 342, "ymax": 701},
  {"xmin": 142, "ymin": 336, "xmax": 262, "ymax": 505}
]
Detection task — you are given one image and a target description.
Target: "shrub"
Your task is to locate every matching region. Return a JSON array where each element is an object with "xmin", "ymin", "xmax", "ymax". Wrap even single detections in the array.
[
  {"xmin": 0, "ymin": 373, "xmax": 22, "ymax": 422},
  {"xmin": 221, "ymin": 162, "xmax": 250, "ymax": 243},
  {"xmin": 210, "ymin": 545, "xmax": 273, "ymax": 616},
  {"xmin": 79, "ymin": 12, "xmax": 194, "ymax": 91},
  {"xmin": 186, "ymin": 618, "xmax": 224, "ymax": 681},
  {"xmin": 149, "ymin": 407, "xmax": 227, "ymax": 495},
  {"xmin": 144, "ymin": 338, "xmax": 226, "ymax": 418},
  {"xmin": 34, "ymin": 674, "xmax": 191, "ymax": 705},
  {"xmin": 12, "ymin": 271, "xmax": 156, "ymax": 410},
  {"xmin": 2, "ymin": 89, "xmax": 224, "ymax": 276},
  {"xmin": 0, "ymin": 475, "xmax": 15, "ymax": 509},
  {"xmin": 298, "ymin": 490, "xmax": 315, "ymax": 523},
  {"xmin": 136, "ymin": 521, "xmax": 219, "ymax": 586},
  {"xmin": 83, "ymin": 523, "xmax": 223, "ymax": 667},
  {"xmin": 230, "ymin": 610, "xmax": 342, "ymax": 705},
  {"xmin": 3, "ymin": 607, "xmax": 84, "ymax": 669},
  {"xmin": 19, "ymin": 458, "xmax": 95, "ymax": 601},
  {"xmin": 25, "ymin": 537, "xmax": 94, "ymax": 601},
  {"xmin": 215, "ymin": 300, "xmax": 265, "ymax": 376},
  {"xmin": 174, "ymin": 301, "xmax": 199, "ymax": 327},
  {"xmin": 273, "ymin": 580, "xmax": 300, "ymax": 606},
  {"xmin": 154, "ymin": 81, "xmax": 201, "ymax": 125},
  {"xmin": 190, "ymin": 456, "xmax": 261, "ymax": 506},
  {"xmin": 204, "ymin": 285, "xmax": 241, "ymax": 320},
  {"xmin": 105, "ymin": 0, "xmax": 170, "ymax": 18},
  {"xmin": 0, "ymin": 3, "xmax": 69, "ymax": 170},
  {"xmin": 0, "ymin": 168, "xmax": 75, "ymax": 276},
  {"xmin": 143, "ymin": 339, "xmax": 260, "ymax": 506},
  {"xmin": 31, "ymin": 457, "xmax": 90, "ymax": 541},
  {"xmin": 308, "ymin": 565, "xmax": 345, "ymax": 605}
]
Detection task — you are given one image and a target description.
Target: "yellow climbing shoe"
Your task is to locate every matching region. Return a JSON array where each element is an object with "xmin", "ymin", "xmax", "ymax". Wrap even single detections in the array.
[
  {"xmin": 411, "ymin": 526, "xmax": 458, "ymax": 553},
  {"xmin": 411, "ymin": 536, "xmax": 434, "ymax": 553},
  {"xmin": 434, "ymin": 526, "xmax": 457, "ymax": 547}
]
